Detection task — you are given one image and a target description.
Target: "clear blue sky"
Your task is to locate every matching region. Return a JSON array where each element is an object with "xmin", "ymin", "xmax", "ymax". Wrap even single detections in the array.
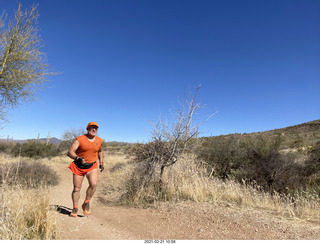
[{"xmin": 0, "ymin": 0, "xmax": 319, "ymax": 142}]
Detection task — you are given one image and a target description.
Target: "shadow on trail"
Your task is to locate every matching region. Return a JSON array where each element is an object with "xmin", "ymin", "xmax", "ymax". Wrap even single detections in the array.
[{"xmin": 51, "ymin": 205, "xmax": 85, "ymax": 217}]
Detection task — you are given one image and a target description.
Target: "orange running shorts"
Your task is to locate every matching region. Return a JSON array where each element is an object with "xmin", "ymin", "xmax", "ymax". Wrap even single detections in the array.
[{"xmin": 68, "ymin": 161, "xmax": 98, "ymax": 176}]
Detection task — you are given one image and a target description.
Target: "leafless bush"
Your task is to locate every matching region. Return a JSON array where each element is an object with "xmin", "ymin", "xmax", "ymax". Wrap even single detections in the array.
[
  {"xmin": 59, "ymin": 127, "xmax": 86, "ymax": 151},
  {"xmin": 0, "ymin": 160, "xmax": 59, "ymax": 188},
  {"xmin": 128, "ymin": 85, "xmax": 212, "ymax": 200},
  {"xmin": 62, "ymin": 127, "xmax": 86, "ymax": 141}
]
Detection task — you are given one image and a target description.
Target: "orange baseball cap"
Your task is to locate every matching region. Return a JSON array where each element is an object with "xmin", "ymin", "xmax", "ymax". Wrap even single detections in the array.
[{"xmin": 87, "ymin": 121, "xmax": 99, "ymax": 129}]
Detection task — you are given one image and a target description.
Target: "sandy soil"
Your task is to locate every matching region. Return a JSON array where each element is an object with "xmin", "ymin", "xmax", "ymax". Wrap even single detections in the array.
[{"xmin": 50, "ymin": 160, "xmax": 320, "ymax": 240}]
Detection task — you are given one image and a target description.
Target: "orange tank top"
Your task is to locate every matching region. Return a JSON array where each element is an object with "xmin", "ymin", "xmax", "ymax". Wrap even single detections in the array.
[{"xmin": 75, "ymin": 135, "xmax": 103, "ymax": 163}]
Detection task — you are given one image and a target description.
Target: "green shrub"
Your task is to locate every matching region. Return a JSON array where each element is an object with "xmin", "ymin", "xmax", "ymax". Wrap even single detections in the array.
[
  {"xmin": 11, "ymin": 140, "xmax": 60, "ymax": 159},
  {"xmin": 305, "ymin": 141, "xmax": 320, "ymax": 172},
  {"xmin": 196, "ymin": 134, "xmax": 246, "ymax": 179},
  {"xmin": 244, "ymin": 135, "xmax": 305, "ymax": 193},
  {"xmin": 304, "ymin": 141, "xmax": 320, "ymax": 190},
  {"xmin": 197, "ymin": 134, "xmax": 311, "ymax": 194},
  {"xmin": 0, "ymin": 142, "xmax": 15, "ymax": 154}
]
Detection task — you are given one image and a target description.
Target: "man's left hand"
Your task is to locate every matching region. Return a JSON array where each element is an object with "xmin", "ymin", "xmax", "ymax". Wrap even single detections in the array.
[{"xmin": 99, "ymin": 164, "xmax": 104, "ymax": 172}]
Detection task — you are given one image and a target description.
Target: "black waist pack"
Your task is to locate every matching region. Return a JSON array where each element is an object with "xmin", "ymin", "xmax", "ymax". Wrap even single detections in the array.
[{"xmin": 74, "ymin": 157, "xmax": 95, "ymax": 169}]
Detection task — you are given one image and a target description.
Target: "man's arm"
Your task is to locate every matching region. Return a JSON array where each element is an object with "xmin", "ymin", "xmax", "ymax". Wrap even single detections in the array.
[
  {"xmin": 67, "ymin": 139, "xmax": 80, "ymax": 160},
  {"xmin": 98, "ymin": 146, "xmax": 104, "ymax": 172},
  {"xmin": 98, "ymin": 146, "xmax": 104, "ymax": 165}
]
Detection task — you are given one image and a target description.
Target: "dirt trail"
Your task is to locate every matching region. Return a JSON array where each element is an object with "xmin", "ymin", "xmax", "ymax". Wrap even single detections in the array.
[{"xmin": 50, "ymin": 160, "xmax": 320, "ymax": 240}]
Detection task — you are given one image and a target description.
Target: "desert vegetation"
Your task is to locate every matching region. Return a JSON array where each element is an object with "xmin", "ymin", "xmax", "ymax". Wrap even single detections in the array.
[
  {"xmin": 0, "ymin": 154, "xmax": 60, "ymax": 239},
  {"xmin": 98, "ymin": 114, "xmax": 320, "ymax": 224},
  {"xmin": 100, "ymin": 131, "xmax": 320, "ymax": 223},
  {"xmin": 197, "ymin": 133, "xmax": 320, "ymax": 195},
  {"xmin": 0, "ymin": 139, "xmax": 61, "ymax": 159}
]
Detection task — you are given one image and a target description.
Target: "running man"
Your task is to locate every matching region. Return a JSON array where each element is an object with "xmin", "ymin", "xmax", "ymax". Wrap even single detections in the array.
[{"xmin": 67, "ymin": 121, "xmax": 104, "ymax": 217}]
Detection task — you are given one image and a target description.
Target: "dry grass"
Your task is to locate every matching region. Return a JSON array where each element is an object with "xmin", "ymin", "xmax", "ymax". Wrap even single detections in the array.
[
  {"xmin": 100, "ymin": 153, "xmax": 320, "ymax": 224},
  {"xmin": 99, "ymin": 154, "xmax": 133, "ymax": 203},
  {"xmin": 0, "ymin": 186, "xmax": 60, "ymax": 239},
  {"xmin": 0, "ymin": 154, "xmax": 60, "ymax": 240},
  {"xmin": 165, "ymin": 155, "xmax": 320, "ymax": 223}
]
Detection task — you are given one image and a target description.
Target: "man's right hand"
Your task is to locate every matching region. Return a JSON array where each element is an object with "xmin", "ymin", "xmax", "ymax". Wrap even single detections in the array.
[{"xmin": 75, "ymin": 156, "xmax": 85, "ymax": 164}]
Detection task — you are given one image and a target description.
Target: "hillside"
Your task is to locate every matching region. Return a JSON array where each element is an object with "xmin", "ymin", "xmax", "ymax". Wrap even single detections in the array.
[
  {"xmin": 261, "ymin": 119, "xmax": 320, "ymax": 148},
  {"xmin": 274, "ymin": 119, "xmax": 320, "ymax": 133},
  {"xmin": 201, "ymin": 119, "xmax": 320, "ymax": 149}
]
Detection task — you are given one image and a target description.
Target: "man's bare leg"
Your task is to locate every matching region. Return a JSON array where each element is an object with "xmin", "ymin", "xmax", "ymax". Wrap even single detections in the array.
[
  {"xmin": 71, "ymin": 174, "xmax": 84, "ymax": 216},
  {"xmin": 83, "ymin": 168, "xmax": 99, "ymax": 213}
]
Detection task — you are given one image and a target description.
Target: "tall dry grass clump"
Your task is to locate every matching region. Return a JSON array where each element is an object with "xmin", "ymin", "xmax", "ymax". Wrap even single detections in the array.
[
  {"xmin": 164, "ymin": 155, "xmax": 320, "ymax": 222},
  {"xmin": 99, "ymin": 154, "xmax": 133, "ymax": 204},
  {"xmin": 0, "ymin": 155, "xmax": 60, "ymax": 240},
  {"xmin": 0, "ymin": 186, "xmax": 59, "ymax": 239}
]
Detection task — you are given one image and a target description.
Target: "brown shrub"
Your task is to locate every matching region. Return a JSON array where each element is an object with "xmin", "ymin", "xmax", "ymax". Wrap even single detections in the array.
[{"xmin": 0, "ymin": 160, "xmax": 59, "ymax": 188}]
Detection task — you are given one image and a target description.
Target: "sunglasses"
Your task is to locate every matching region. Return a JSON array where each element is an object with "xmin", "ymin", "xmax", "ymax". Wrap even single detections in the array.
[{"xmin": 88, "ymin": 126, "xmax": 98, "ymax": 130}]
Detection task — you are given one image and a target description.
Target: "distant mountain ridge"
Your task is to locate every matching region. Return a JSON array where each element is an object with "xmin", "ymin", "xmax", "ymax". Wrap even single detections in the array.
[{"xmin": 0, "ymin": 137, "xmax": 61, "ymax": 144}]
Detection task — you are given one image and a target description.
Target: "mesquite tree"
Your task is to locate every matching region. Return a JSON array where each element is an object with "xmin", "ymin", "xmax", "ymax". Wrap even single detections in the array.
[
  {"xmin": 131, "ymin": 85, "xmax": 210, "ymax": 191},
  {"xmin": 0, "ymin": 3, "xmax": 53, "ymax": 125}
]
